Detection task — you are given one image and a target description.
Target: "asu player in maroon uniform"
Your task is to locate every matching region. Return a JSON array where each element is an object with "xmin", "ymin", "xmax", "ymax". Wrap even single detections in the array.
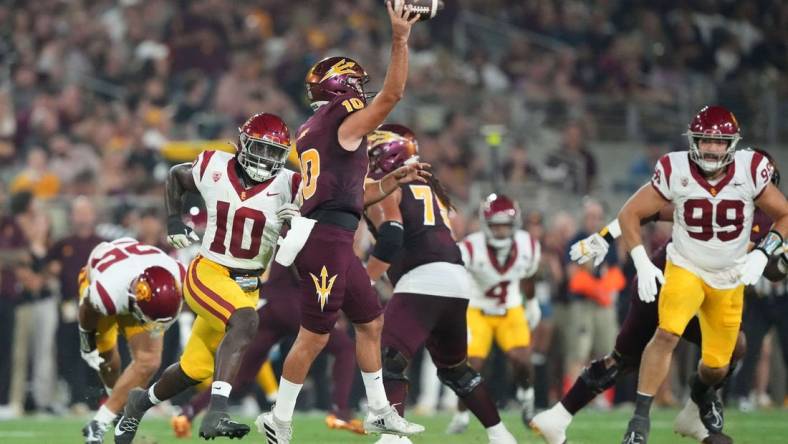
[
  {"xmin": 364, "ymin": 127, "xmax": 517, "ymax": 444},
  {"xmin": 115, "ymin": 113, "xmax": 299, "ymax": 443},
  {"xmin": 171, "ymin": 260, "xmax": 363, "ymax": 437},
  {"xmin": 258, "ymin": 3, "xmax": 427, "ymax": 443}
]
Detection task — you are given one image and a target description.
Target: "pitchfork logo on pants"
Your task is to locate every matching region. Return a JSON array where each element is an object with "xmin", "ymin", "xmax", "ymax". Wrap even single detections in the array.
[{"xmin": 310, "ymin": 265, "xmax": 337, "ymax": 311}]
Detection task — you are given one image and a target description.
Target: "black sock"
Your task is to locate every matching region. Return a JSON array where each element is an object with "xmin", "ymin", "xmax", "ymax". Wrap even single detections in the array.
[
  {"xmin": 690, "ymin": 374, "xmax": 711, "ymax": 402},
  {"xmin": 634, "ymin": 392, "xmax": 653, "ymax": 417},
  {"xmin": 209, "ymin": 394, "xmax": 230, "ymax": 413}
]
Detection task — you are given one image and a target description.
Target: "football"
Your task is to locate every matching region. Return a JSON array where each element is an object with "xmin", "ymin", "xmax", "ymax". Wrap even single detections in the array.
[{"xmin": 389, "ymin": 0, "xmax": 444, "ymax": 21}]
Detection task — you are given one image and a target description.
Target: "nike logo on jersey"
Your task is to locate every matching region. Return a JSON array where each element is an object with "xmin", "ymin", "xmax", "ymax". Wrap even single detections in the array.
[
  {"xmin": 733, "ymin": 181, "xmax": 745, "ymax": 186},
  {"xmin": 266, "ymin": 191, "xmax": 280, "ymax": 196}
]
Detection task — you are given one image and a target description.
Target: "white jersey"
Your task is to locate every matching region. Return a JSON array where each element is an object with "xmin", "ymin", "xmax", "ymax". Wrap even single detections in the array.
[
  {"xmin": 651, "ymin": 150, "xmax": 772, "ymax": 289},
  {"xmin": 83, "ymin": 238, "xmax": 184, "ymax": 316},
  {"xmin": 459, "ymin": 230, "xmax": 541, "ymax": 313},
  {"xmin": 193, "ymin": 150, "xmax": 300, "ymax": 270}
]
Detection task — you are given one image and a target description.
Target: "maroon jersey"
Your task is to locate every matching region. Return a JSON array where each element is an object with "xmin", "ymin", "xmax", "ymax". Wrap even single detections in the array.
[
  {"xmin": 296, "ymin": 90, "xmax": 369, "ymax": 218},
  {"xmin": 46, "ymin": 234, "xmax": 104, "ymax": 300},
  {"xmin": 369, "ymin": 184, "xmax": 463, "ymax": 286}
]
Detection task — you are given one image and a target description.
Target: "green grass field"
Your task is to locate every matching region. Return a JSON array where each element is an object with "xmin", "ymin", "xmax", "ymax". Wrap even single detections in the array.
[{"xmin": 0, "ymin": 409, "xmax": 786, "ymax": 443}]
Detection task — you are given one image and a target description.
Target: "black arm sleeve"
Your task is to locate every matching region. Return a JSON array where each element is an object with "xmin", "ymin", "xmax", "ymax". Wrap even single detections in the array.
[{"xmin": 371, "ymin": 221, "xmax": 404, "ymax": 263}]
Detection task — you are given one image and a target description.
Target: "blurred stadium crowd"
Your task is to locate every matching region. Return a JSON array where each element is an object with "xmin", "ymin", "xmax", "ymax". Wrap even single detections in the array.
[{"xmin": 0, "ymin": 0, "xmax": 786, "ymax": 419}]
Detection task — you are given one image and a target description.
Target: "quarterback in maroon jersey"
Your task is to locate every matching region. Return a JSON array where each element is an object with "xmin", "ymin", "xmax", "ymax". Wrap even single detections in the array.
[
  {"xmin": 258, "ymin": 3, "xmax": 428, "ymax": 443},
  {"xmin": 364, "ymin": 126, "xmax": 518, "ymax": 444}
]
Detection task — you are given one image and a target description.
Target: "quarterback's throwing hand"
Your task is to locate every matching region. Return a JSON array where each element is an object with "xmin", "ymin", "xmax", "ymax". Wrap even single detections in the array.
[
  {"xmin": 631, "ymin": 245, "xmax": 664, "ymax": 303},
  {"xmin": 388, "ymin": 1, "xmax": 420, "ymax": 42},
  {"xmin": 167, "ymin": 216, "xmax": 199, "ymax": 249},
  {"xmin": 569, "ymin": 233, "xmax": 610, "ymax": 267}
]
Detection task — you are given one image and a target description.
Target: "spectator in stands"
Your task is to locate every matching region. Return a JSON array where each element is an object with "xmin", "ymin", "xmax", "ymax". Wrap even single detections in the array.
[
  {"xmin": 542, "ymin": 122, "xmax": 597, "ymax": 194},
  {"xmin": 46, "ymin": 196, "xmax": 104, "ymax": 410},
  {"xmin": 561, "ymin": 200, "xmax": 625, "ymax": 400},
  {"xmin": 6, "ymin": 191, "xmax": 58, "ymax": 414},
  {"xmin": 10, "ymin": 148, "xmax": 61, "ymax": 199}
]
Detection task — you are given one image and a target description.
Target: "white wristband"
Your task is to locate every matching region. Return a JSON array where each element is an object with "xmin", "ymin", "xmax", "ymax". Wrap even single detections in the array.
[{"xmin": 607, "ymin": 219, "xmax": 622, "ymax": 239}]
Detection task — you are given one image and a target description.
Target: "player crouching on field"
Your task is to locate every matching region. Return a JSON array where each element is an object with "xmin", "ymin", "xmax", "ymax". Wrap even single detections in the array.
[{"xmin": 78, "ymin": 239, "xmax": 184, "ymax": 444}]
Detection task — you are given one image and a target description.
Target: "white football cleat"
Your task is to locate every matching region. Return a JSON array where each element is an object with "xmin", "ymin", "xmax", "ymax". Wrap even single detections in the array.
[
  {"xmin": 446, "ymin": 411, "xmax": 469, "ymax": 434},
  {"xmin": 256, "ymin": 411, "xmax": 293, "ymax": 444},
  {"xmin": 530, "ymin": 403, "xmax": 572, "ymax": 444},
  {"xmin": 375, "ymin": 434, "xmax": 413, "ymax": 444},
  {"xmin": 364, "ymin": 405, "xmax": 425, "ymax": 436},
  {"xmin": 673, "ymin": 398, "xmax": 709, "ymax": 441},
  {"xmin": 487, "ymin": 425, "xmax": 518, "ymax": 444}
]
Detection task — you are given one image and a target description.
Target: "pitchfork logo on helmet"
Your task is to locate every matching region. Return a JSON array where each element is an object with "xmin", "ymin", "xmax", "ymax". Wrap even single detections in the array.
[
  {"xmin": 237, "ymin": 113, "xmax": 292, "ymax": 183},
  {"xmin": 367, "ymin": 126, "xmax": 419, "ymax": 180},
  {"xmin": 128, "ymin": 266, "xmax": 182, "ymax": 331},
  {"xmin": 480, "ymin": 193, "xmax": 521, "ymax": 249},
  {"xmin": 685, "ymin": 105, "xmax": 741, "ymax": 173},
  {"xmin": 306, "ymin": 56, "xmax": 371, "ymax": 111}
]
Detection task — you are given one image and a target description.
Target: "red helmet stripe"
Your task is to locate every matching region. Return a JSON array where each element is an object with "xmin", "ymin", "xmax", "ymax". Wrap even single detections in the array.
[
  {"xmin": 198, "ymin": 150, "xmax": 216, "ymax": 181},
  {"xmin": 95, "ymin": 281, "xmax": 116, "ymax": 315}
]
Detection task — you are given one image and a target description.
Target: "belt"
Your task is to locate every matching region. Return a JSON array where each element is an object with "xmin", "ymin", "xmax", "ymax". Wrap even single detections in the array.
[
  {"xmin": 228, "ymin": 267, "xmax": 263, "ymax": 279},
  {"xmin": 309, "ymin": 209, "xmax": 360, "ymax": 231}
]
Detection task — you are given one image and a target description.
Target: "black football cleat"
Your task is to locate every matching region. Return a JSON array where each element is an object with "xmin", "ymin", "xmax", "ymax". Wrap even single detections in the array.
[
  {"xmin": 703, "ymin": 432, "xmax": 734, "ymax": 444},
  {"xmin": 621, "ymin": 415, "xmax": 650, "ymax": 444},
  {"xmin": 113, "ymin": 388, "xmax": 149, "ymax": 444},
  {"xmin": 692, "ymin": 388, "xmax": 724, "ymax": 434},
  {"xmin": 198, "ymin": 411, "xmax": 251, "ymax": 440},
  {"xmin": 82, "ymin": 419, "xmax": 107, "ymax": 444}
]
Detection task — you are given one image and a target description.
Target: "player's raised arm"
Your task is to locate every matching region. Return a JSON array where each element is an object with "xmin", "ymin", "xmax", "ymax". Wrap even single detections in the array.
[
  {"xmin": 337, "ymin": 1, "xmax": 419, "ymax": 150},
  {"xmin": 165, "ymin": 162, "xmax": 199, "ymax": 248},
  {"xmin": 365, "ymin": 189, "xmax": 404, "ymax": 282}
]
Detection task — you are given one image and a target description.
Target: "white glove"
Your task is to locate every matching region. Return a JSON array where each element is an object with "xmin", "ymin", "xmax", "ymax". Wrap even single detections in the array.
[
  {"xmin": 739, "ymin": 249, "xmax": 769, "ymax": 286},
  {"xmin": 276, "ymin": 202, "xmax": 300, "ymax": 223},
  {"xmin": 81, "ymin": 349, "xmax": 104, "ymax": 371},
  {"xmin": 525, "ymin": 298, "xmax": 542, "ymax": 329},
  {"xmin": 569, "ymin": 233, "xmax": 610, "ymax": 267},
  {"xmin": 167, "ymin": 231, "xmax": 200, "ymax": 249},
  {"xmin": 631, "ymin": 245, "xmax": 664, "ymax": 303},
  {"xmin": 275, "ymin": 215, "xmax": 316, "ymax": 266}
]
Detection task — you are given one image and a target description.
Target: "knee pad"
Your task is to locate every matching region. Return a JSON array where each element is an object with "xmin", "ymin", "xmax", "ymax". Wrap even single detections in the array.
[
  {"xmin": 579, "ymin": 355, "xmax": 621, "ymax": 395},
  {"xmin": 382, "ymin": 347, "xmax": 409, "ymax": 383},
  {"xmin": 437, "ymin": 362, "xmax": 482, "ymax": 398}
]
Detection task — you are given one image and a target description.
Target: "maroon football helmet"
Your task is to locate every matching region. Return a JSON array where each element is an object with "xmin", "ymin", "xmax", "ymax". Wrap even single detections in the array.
[
  {"xmin": 685, "ymin": 105, "xmax": 741, "ymax": 172},
  {"xmin": 480, "ymin": 193, "xmax": 521, "ymax": 249},
  {"xmin": 129, "ymin": 265, "xmax": 182, "ymax": 329},
  {"xmin": 367, "ymin": 126, "xmax": 419, "ymax": 180},
  {"xmin": 378, "ymin": 123, "xmax": 420, "ymax": 151},
  {"xmin": 238, "ymin": 113, "xmax": 291, "ymax": 182},
  {"xmin": 306, "ymin": 56, "xmax": 370, "ymax": 111}
]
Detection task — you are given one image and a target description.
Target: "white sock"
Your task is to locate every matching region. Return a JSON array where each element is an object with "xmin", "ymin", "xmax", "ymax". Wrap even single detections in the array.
[
  {"xmin": 94, "ymin": 405, "xmax": 116, "ymax": 425},
  {"xmin": 555, "ymin": 402, "xmax": 573, "ymax": 421},
  {"xmin": 148, "ymin": 384, "xmax": 162, "ymax": 405},
  {"xmin": 455, "ymin": 410, "xmax": 470, "ymax": 422},
  {"xmin": 486, "ymin": 422, "xmax": 509, "ymax": 439},
  {"xmin": 211, "ymin": 381, "xmax": 232, "ymax": 397},
  {"xmin": 273, "ymin": 378, "xmax": 302, "ymax": 422},
  {"xmin": 361, "ymin": 369, "xmax": 388, "ymax": 411}
]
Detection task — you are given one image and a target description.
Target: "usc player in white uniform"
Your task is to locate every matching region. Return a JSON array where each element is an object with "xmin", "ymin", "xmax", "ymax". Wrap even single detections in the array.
[
  {"xmin": 115, "ymin": 113, "xmax": 300, "ymax": 443},
  {"xmin": 618, "ymin": 105, "xmax": 788, "ymax": 444},
  {"xmin": 448, "ymin": 194, "xmax": 541, "ymax": 433},
  {"xmin": 78, "ymin": 238, "xmax": 184, "ymax": 444}
]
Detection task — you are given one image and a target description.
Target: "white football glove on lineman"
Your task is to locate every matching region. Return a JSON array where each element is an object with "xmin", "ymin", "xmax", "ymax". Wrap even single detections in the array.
[
  {"xmin": 81, "ymin": 349, "xmax": 104, "ymax": 371},
  {"xmin": 525, "ymin": 297, "xmax": 542, "ymax": 329},
  {"xmin": 79, "ymin": 327, "xmax": 104, "ymax": 371},
  {"xmin": 276, "ymin": 202, "xmax": 300, "ymax": 223},
  {"xmin": 739, "ymin": 250, "xmax": 769, "ymax": 286},
  {"xmin": 569, "ymin": 233, "xmax": 610, "ymax": 267},
  {"xmin": 167, "ymin": 215, "xmax": 200, "ymax": 249},
  {"xmin": 631, "ymin": 245, "xmax": 664, "ymax": 303}
]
